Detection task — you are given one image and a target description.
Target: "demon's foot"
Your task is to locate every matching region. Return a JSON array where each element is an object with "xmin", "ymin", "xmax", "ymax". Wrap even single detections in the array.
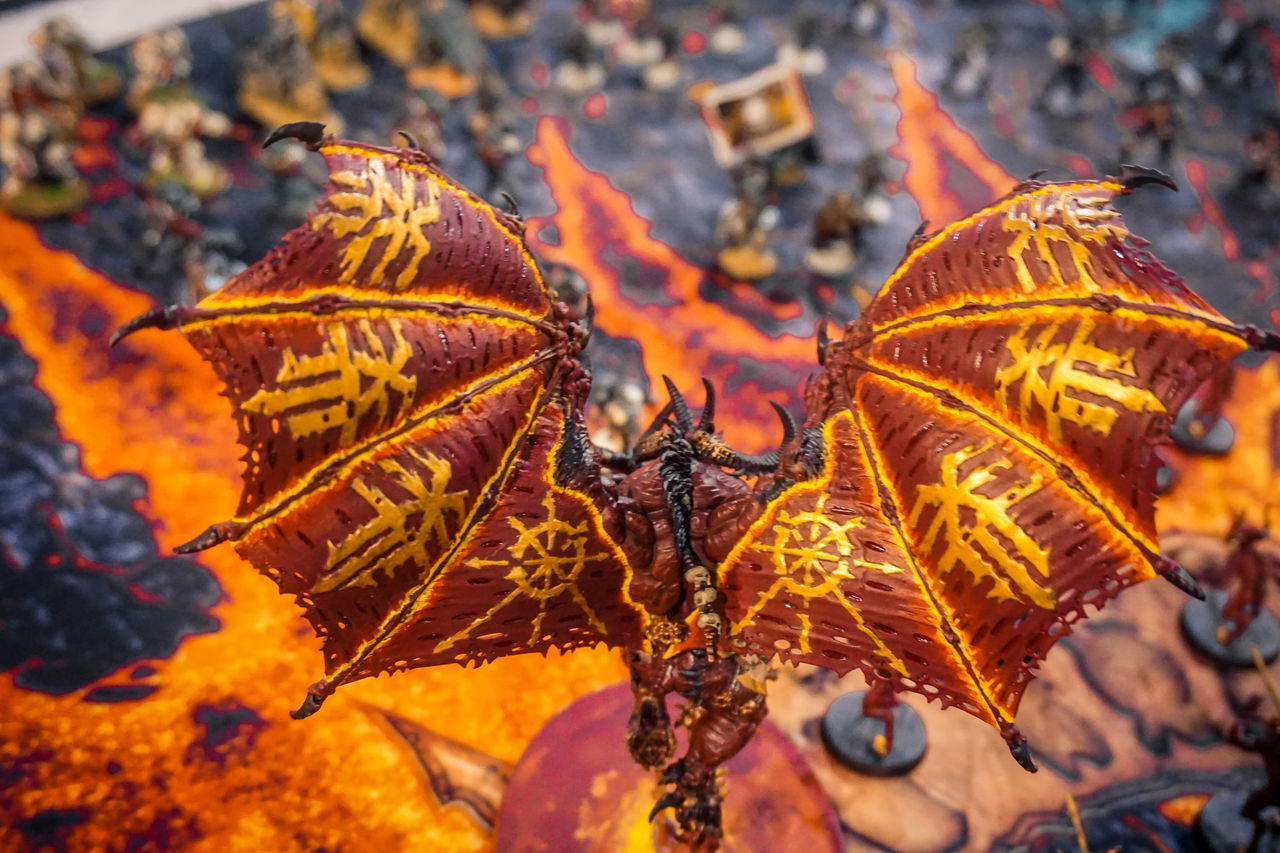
[
  {"xmin": 651, "ymin": 759, "xmax": 724, "ymax": 849},
  {"xmin": 626, "ymin": 695, "xmax": 676, "ymax": 769}
]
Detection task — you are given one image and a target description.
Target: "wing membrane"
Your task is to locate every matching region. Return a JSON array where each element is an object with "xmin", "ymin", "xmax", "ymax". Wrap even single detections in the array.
[
  {"xmin": 117, "ymin": 135, "xmax": 643, "ymax": 708},
  {"xmin": 721, "ymin": 176, "xmax": 1270, "ymax": 733}
]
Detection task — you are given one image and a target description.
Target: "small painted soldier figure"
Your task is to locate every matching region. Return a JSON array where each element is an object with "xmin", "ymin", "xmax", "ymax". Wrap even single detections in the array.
[
  {"xmin": 126, "ymin": 28, "xmax": 194, "ymax": 111},
  {"xmin": 238, "ymin": 0, "xmax": 342, "ymax": 131},
  {"xmin": 555, "ymin": 27, "xmax": 605, "ymax": 93},
  {"xmin": 29, "ymin": 17, "xmax": 121, "ymax": 111},
  {"xmin": 942, "ymin": 23, "xmax": 992, "ymax": 100},
  {"xmin": 134, "ymin": 91, "xmax": 231, "ymax": 200},
  {"xmin": 0, "ymin": 64, "xmax": 88, "ymax": 218},
  {"xmin": 310, "ymin": 0, "xmax": 371, "ymax": 91},
  {"xmin": 407, "ymin": 0, "xmax": 492, "ymax": 99},
  {"xmin": 1214, "ymin": 520, "xmax": 1280, "ymax": 646},
  {"xmin": 1039, "ymin": 34, "xmax": 1090, "ymax": 119},
  {"xmin": 1228, "ymin": 696, "xmax": 1280, "ymax": 852},
  {"xmin": 469, "ymin": 0, "xmax": 534, "ymax": 40}
]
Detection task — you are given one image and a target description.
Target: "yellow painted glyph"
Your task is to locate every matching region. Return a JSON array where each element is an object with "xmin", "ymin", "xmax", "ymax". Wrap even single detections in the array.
[
  {"xmin": 1002, "ymin": 190, "xmax": 1126, "ymax": 294},
  {"xmin": 312, "ymin": 158, "xmax": 442, "ymax": 291},
  {"xmin": 242, "ymin": 318, "xmax": 417, "ymax": 446},
  {"xmin": 435, "ymin": 494, "xmax": 612, "ymax": 653},
  {"xmin": 734, "ymin": 493, "xmax": 908, "ymax": 673},
  {"xmin": 909, "ymin": 443, "xmax": 1054, "ymax": 609},
  {"xmin": 994, "ymin": 318, "xmax": 1165, "ymax": 442},
  {"xmin": 314, "ymin": 447, "xmax": 467, "ymax": 593}
]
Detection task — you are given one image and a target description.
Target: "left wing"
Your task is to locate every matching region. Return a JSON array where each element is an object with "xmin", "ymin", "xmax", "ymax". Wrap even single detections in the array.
[
  {"xmin": 116, "ymin": 128, "xmax": 644, "ymax": 713},
  {"xmin": 717, "ymin": 172, "xmax": 1277, "ymax": 752}
]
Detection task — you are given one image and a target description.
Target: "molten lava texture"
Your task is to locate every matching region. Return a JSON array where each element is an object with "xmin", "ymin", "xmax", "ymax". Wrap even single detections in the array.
[{"xmin": 888, "ymin": 52, "xmax": 1017, "ymax": 227}]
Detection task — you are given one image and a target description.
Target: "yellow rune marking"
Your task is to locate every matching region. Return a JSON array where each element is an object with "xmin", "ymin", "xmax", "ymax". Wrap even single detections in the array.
[
  {"xmin": 734, "ymin": 494, "xmax": 908, "ymax": 674},
  {"xmin": 312, "ymin": 158, "xmax": 443, "ymax": 291},
  {"xmin": 435, "ymin": 494, "xmax": 612, "ymax": 653},
  {"xmin": 1002, "ymin": 190, "xmax": 1127, "ymax": 294},
  {"xmin": 242, "ymin": 318, "xmax": 417, "ymax": 446},
  {"xmin": 994, "ymin": 317, "xmax": 1166, "ymax": 442},
  {"xmin": 314, "ymin": 448, "xmax": 468, "ymax": 593},
  {"xmin": 909, "ymin": 443, "xmax": 1054, "ymax": 609}
]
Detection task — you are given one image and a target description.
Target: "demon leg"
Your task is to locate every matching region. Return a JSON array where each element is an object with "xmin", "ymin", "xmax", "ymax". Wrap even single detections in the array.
[
  {"xmin": 653, "ymin": 655, "xmax": 769, "ymax": 847},
  {"xmin": 626, "ymin": 647, "xmax": 677, "ymax": 770}
]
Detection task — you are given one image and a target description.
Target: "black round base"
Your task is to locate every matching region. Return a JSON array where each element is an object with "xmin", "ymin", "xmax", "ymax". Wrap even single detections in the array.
[
  {"xmin": 1181, "ymin": 589, "xmax": 1280, "ymax": 668},
  {"xmin": 820, "ymin": 691, "xmax": 926, "ymax": 777},
  {"xmin": 1171, "ymin": 400, "xmax": 1235, "ymax": 456},
  {"xmin": 1199, "ymin": 790, "xmax": 1280, "ymax": 853}
]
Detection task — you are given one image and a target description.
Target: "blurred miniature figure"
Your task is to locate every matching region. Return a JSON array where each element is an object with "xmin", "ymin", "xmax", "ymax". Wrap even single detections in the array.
[
  {"xmin": 1228, "ymin": 695, "xmax": 1280, "ymax": 852},
  {"xmin": 310, "ymin": 0, "xmax": 371, "ymax": 91},
  {"xmin": 1239, "ymin": 111, "xmax": 1280, "ymax": 213},
  {"xmin": 1118, "ymin": 38, "xmax": 1200, "ymax": 170},
  {"xmin": 617, "ymin": 15, "xmax": 666, "ymax": 67},
  {"xmin": 1182, "ymin": 516, "xmax": 1280, "ymax": 669},
  {"xmin": 134, "ymin": 181, "xmax": 245, "ymax": 304},
  {"xmin": 555, "ymin": 27, "xmax": 605, "ymax": 93},
  {"xmin": 127, "ymin": 28, "xmax": 194, "ymax": 111},
  {"xmin": 776, "ymin": 14, "xmax": 827, "ymax": 77},
  {"xmin": 468, "ymin": 72, "xmax": 519, "ymax": 198},
  {"xmin": 942, "ymin": 23, "xmax": 992, "ymax": 100},
  {"xmin": 239, "ymin": 0, "xmax": 342, "ymax": 131},
  {"xmin": 358, "ymin": 0, "xmax": 420, "ymax": 67},
  {"xmin": 406, "ymin": 0, "xmax": 491, "ymax": 99},
  {"xmin": 1039, "ymin": 34, "xmax": 1090, "ymax": 119},
  {"xmin": 587, "ymin": 374, "xmax": 648, "ymax": 454},
  {"xmin": 582, "ymin": 0, "xmax": 624, "ymax": 48},
  {"xmin": 709, "ymin": 0, "xmax": 746, "ymax": 55},
  {"xmin": 1213, "ymin": 14, "xmax": 1269, "ymax": 91},
  {"xmin": 1211, "ymin": 519, "xmax": 1280, "ymax": 646},
  {"xmin": 804, "ymin": 154, "xmax": 890, "ymax": 278},
  {"xmin": 30, "ymin": 17, "xmax": 121, "ymax": 111},
  {"xmin": 1199, "ymin": 682, "xmax": 1280, "ymax": 853},
  {"xmin": 0, "ymin": 64, "xmax": 87, "ymax": 218},
  {"xmin": 641, "ymin": 27, "xmax": 682, "ymax": 92},
  {"xmin": 844, "ymin": 0, "xmax": 887, "ymax": 40},
  {"xmin": 470, "ymin": 0, "xmax": 534, "ymax": 40},
  {"xmin": 134, "ymin": 91, "xmax": 231, "ymax": 199},
  {"xmin": 715, "ymin": 163, "xmax": 778, "ymax": 281}
]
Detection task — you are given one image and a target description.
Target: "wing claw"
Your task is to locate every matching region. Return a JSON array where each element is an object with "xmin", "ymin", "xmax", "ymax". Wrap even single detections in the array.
[
  {"xmin": 264, "ymin": 121, "xmax": 328, "ymax": 150},
  {"xmin": 1117, "ymin": 164, "xmax": 1177, "ymax": 192}
]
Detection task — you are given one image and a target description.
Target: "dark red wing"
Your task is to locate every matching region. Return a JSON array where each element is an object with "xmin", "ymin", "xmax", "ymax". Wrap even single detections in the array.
[{"xmin": 118, "ymin": 136, "xmax": 643, "ymax": 708}]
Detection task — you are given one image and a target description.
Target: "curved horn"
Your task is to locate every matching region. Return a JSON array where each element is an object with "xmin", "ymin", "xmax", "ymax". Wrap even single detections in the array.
[
  {"xmin": 663, "ymin": 375, "xmax": 695, "ymax": 433},
  {"xmin": 770, "ymin": 401, "xmax": 798, "ymax": 448},
  {"xmin": 698, "ymin": 377, "xmax": 716, "ymax": 433}
]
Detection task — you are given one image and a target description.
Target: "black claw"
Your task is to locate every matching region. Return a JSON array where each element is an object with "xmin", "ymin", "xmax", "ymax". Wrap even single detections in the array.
[
  {"xmin": 1007, "ymin": 733, "xmax": 1037, "ymax": 773},
  {"xmin": 110, "ymin": 304, "xmax": 184, "ymax": 346},
  {"xmin": 816, "ymin": 315, "xmax": 830, "ymax": 366},
  {"xmin": 698, "ymin": 378, "xmax": 716, "ymax": 433},
  {"xmin": 1117, "ymin": 164, "xmax": 1177, "ymax": 192},
  {"xmin": 290, "ymin": 690, "xmax": 326, "ymax": 720},
  {"xmin": 1024, "ymin": 169, "xmax": 1049, "ymax": 181},
  {"xmin": 264, "ymin": 121, "xmax": 327, "ymax": 150},
  {"xmin": 174, "ymin": 521, "xmax": 241, "ymax": 554},
  {"xmin": 663, "ymin": 376, "xmax": 695, "ymax": 433},
  {"xmin": 1156, "ymin": 556, "xmax": 1206, "ymax": 600},
  {"xmin": 649, "ymin": 791, "xmax": 682, "ymax": 822},
  {"xmin": 397, "ymin": 130, "xmax": 421, "ymax": 149},
  {"xmin": 500, "ymin": 191, "xmax": 521, "ymax": 218}
]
